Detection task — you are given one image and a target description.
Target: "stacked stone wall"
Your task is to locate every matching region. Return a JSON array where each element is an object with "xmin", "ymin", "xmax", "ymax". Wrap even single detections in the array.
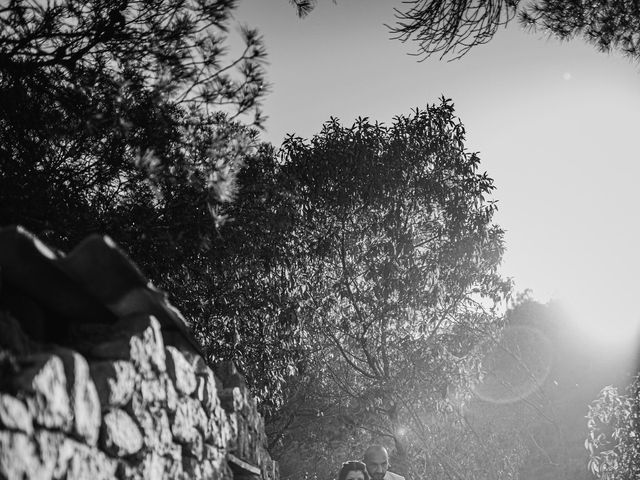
[{"xmin": 0, "ymin": 227, "xmax": 278, "ymax": 480}]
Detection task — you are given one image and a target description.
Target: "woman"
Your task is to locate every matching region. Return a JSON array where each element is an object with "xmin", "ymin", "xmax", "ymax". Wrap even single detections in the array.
[{"xmin": 338, "ymin": 461, "xmax": 370, "ymax": 480}]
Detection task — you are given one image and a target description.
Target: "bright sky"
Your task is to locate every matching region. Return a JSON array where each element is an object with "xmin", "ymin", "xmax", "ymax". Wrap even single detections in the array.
[{"xmin": 234, "ymin": 1, "xmax": 640, "ymax": 349}]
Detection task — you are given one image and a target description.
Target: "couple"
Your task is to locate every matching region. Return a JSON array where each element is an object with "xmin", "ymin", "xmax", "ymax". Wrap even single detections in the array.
[{"xmin": 338, "ymin": 445, "xmax": 405, "ymax": 480}]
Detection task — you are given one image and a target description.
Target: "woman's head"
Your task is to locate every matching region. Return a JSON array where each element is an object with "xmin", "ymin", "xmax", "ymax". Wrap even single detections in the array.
[{"xmin": 338, "ymin": 461, "xmax": 370, "ymax": 480}]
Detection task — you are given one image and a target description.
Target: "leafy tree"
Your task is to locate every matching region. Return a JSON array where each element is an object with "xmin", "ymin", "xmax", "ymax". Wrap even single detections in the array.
[
  {"xmin": 389, "ymin": 0, "xmax": 519, "ymax": 60},
  {"xmin": 388, "ymin": 0, "xmax": 640, "ymax": 60},
  {"xmin": 268, "ymin": 100, "xmax": 512, "ymax": 479},
  {"xmin": 0, "ymin": 0, "xmax": 307, "ymax": 406},
  {"xmin": 186, "ymin": 144, "xmax": 308, "ymax": 409},
  {"xmin": 293, "ymin": 1, "xmax": 640, "ymax": 61},
  {"xmin": 0, "ymin": 0, "xmax": 267, "ymax": 242},
  {"xmin": 586, "ymin": 375, "xmax": 640, "ymax": 480}
]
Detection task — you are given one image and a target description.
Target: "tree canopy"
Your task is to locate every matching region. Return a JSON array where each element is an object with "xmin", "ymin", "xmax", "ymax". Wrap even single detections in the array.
[
  {"xmin": 267, "ymin": 101, "xmax": 512, "ymax": 479},
  {"xmin": 7, "ymin": 3, "xmax": 629, "ymax": 479},
  {"xmin": 0, "ymin": 0, "xmax": 268, "ymax": 243},
  {"xmin": 389, "ymin": 0, "xmax": 640, "ymax": 60},
  {"xmin": 0, "ymin": 0, "xmax": 304, "ymax": 405},
  {"xmin": 291, "ymin": 1, "xmax": 640, "ymax": 61}
]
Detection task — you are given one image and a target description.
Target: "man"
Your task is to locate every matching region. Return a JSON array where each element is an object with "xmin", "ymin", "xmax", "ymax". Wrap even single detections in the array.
[{"xmin": 363, "ymin": 445, "xmax": 405, "ymax": 480}]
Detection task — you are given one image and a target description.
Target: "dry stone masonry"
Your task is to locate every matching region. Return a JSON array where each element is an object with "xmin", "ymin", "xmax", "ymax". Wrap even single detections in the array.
[{"xmin": 0, "ymin": 226, "xmax": 278, "ymax": 480}]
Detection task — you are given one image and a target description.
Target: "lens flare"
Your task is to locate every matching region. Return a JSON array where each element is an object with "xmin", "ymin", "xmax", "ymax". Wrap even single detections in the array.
[{"xmin": 472, "ymin": 325, "xmax": 553, "ymax": 404}]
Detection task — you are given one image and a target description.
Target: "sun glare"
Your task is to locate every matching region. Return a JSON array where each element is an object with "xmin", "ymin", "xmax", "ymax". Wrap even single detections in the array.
[{"xmin": 559, "ymin": 290, "xmax": 640, "ymax": 357}]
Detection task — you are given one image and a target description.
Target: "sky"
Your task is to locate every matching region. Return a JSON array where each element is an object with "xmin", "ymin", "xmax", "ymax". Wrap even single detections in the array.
[{"xmin": 232, "ymin": 1, "xmax": 640, "ymax": 351}]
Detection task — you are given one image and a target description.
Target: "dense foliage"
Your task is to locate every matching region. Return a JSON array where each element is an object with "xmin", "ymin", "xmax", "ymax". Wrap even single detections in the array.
[
  {"xmin": 267, "ymin": 102, "xmax": 513, "ymax": 479},
  {"xmin": 0, "ymin": 0, "xmax": 305, "ymax": 403},
  {"xmin": 0, "ymin": 0, "xmax": 267, "ymax": 239},
  {"xmin": 290, "ymin": 0, "xmax": 640, "ymax": 61},
  {"xmin": 586, "ymin": 375, "xmax": 640, "ymax": 480},
  {"xmin": 7, "ymin": 3, "xmax": 626, "ymax": 480}
]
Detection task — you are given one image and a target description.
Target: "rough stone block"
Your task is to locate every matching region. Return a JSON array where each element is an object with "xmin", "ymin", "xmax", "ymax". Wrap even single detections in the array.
[
  {"xmin": 203, "ymin": 443, "xmax": 224, "ymax": 462},
  {"xmin": 100, "ymin": 409, "xmax": 143, "ymax": 457},
  {"xmin": 139, "ymin": 376, "xmax": 168, "ymax": 406},
  {"xmin": 205, "ymin": 405, "xmax": 233, "ymax": 450},
  {"xmin": 64, "ymin": 442, "xmax": 118, "ymax": 480},
  {"xmin": 171, "ymin": 396, "xmax": 208, "ymax": 444},
  {"xmin": 120, "ymin": 451, "xmax": 174, "ymax": 480},
  {"xmin": 195, "ymin": 369, "xmax": 220, "ymax": 413},
  {"xmin": 181, "ymin": 429, "xmax": 204, "ymax": 461},
  {"xmin": 165, "ymin": 374, "xmax": 178, "ymax": 413},
  {"xmin": 132, "ymin": 404, "xmax": 174, "ymax": 456},
  {"xmin": 91, "ymin": 315, "xmax": 166, "ymax": 378},
  {"xmin": 15, "ymin": 353, "xmax": 73, "ymax": 431},
  {"xmin": 163, "ymin": 442, "xmax": 185, "ymax": 478},
  {"xmin": 162, "ymin": 332, "xmax": 205, "ymax": 372},
  {"xmin": 165, "ymin": 346, "xmax": 197, "ymax": 396},
  {"xmin": 225, "ymin": 411, "xmax": 239, "ymax": 452},
  {"xmin": 0, "ymin": 430, "xmax": 54, "ymax": 480},
  {"xmin": 34, "ymin": 431, "xmax": 118, "ymax": 480},
  {"xmin": 203, "ymin": 445, "xmax": 233, "ymax": 479},
  {"xmin": 54, "ymin": 348, "xmax": 101, "ymax": 445},
  {"xmin": 0, "ymin": 429, "xmax": 117, "ymax": 480},
  {"xmin": 0, "ymin": 393, "xmax": 33, "ymax": 434},
  {"xmin": 90, "ymin": 360, "xmax": 135, "ymax": 409}
]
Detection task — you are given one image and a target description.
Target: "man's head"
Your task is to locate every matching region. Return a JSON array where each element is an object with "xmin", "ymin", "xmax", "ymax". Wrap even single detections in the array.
[{"xmin": 363, "ymin": 445, "xmax": 389, "ymax": 480}]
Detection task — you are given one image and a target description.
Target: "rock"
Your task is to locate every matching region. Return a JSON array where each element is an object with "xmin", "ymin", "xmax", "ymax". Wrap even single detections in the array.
[
  {"xmin": 181, "ymin": 429, "xmax": 204, "ymax": 461},
  {"xmin": 120, "ymin": 452, "xmax": 172, "ymax": 480},
  {"xmin": 0, "ymin": 430, "xmax": 117, "ymax": 480},
  {"xmin": 34, "ymin": 430, "xmax": 75, "ymax": 479},
  {"xmin": 15, "ymin": 353, "xmax": 73, "ymax": 431},
  {"xmin": 0, "ymin": 229, "xmax": 281, "ymax": 480},
  {"xmin": 128, "ymin": 315, "xmax": 166, "ymax": 376},
  {"xmin": 195, "ymin": 369, "xmax": 220, "ymax": 412},
  {"xmin": 54, "ymin": 348, "xmax": 101, "ymax": 445},
  {"xmin": 100, "ymin": 409, "xmax": 143, "ymax": 457},
  {"xmin": 205, "ymin": 404, "xmax": 233, "ymax": 449},
  {"xmin": 165, "ymin": 375, "xmax": 178, "ymax": 413},
  {"xmin": 171, "ymin": 396, "xmax": 208, "ymax": 445},
  {"xmin": 50, "ymin": 432, "xmax": 77, "ymax": 479},
  {"xmin": 163, "ymin": 442, "xmax": 184, "ymax": 478},
  {"xmin": 0, "ymin": 393, "xmax": 33, "ymax": 434},
  {"xmin": 91, "ymin": 315, "xmax": 166, "ymax": 378},
  {"xmin": 165, "ymin": 346, "xmax": 197, "ymax": 396},
  {"xmin": 64, "ymin": 443, "xmax": 118, "ymax": 480},
  {"xmin": 203, "ymin": 443, "xmax": 224, "ymax": 461},
  {"xmin": 130, "ymin": 401, "xmax": 174, "ymax": 456},
  {"xmin": 203, "ymin": 450, "xmax": 234, "ymax": 480},
  {"xmin": 0, "ymin": 430, "xmax": 54, "ymax": 480},
  {"xmin": 138, "ymin": 376, "xmax": 167, "ymax": 406},
  {"xmin": 90, "ymin": 360, "xmax": 135, "ymax": 409}
]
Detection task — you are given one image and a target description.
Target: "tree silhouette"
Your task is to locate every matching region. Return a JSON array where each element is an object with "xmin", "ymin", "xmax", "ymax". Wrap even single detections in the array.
[
  {"xmin": 269, "ymin": 100, "xmax": 512, "ymax": 479},
  {"xmin": 390, "ymin": 0, "xmax": 640, "ymax": 61}
]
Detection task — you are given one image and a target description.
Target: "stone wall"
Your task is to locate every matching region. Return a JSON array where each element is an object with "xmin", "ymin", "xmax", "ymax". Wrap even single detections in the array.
[{"xmin": 0, "ymin": 226, "xmax": 278, "ymax": 480}]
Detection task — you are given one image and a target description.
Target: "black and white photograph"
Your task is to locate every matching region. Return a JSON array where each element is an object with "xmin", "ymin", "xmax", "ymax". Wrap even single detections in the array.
[{"xmin": 0, "ymin": 1, "xmax": 638, "ymax": 479}]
